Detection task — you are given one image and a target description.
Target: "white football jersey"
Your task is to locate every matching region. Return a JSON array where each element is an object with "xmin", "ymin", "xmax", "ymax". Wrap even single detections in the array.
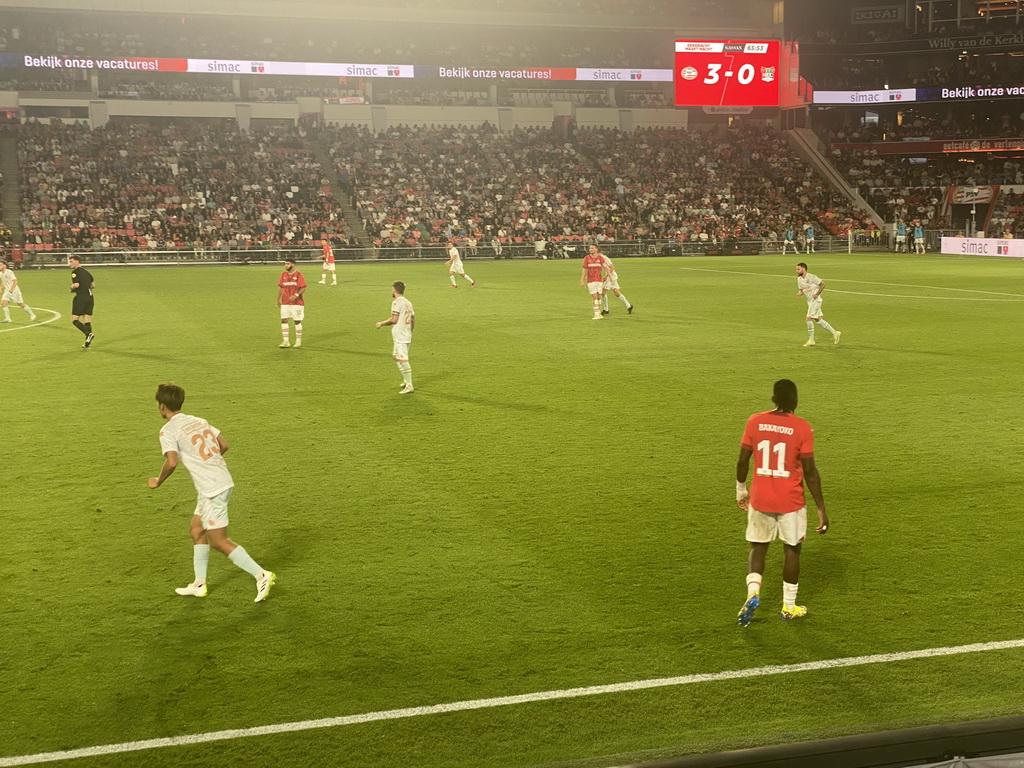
[
  {"xmin": 390, "ymin": 296, "xmax": 414, "ymax": 344},
  {"xmin": 159, "ymin": 413, "xmax": 234, "ymax": 498},
  {"xmin": 0, "ymin": 270, "xmax": 15, "ymax": 292},
  {"xmin": 447, "ymin": 246, "xmax": 462, "ymax": 266},
  {"xmin": 797, "ymin": 273, "xmax": 823, "ymax": 301}
]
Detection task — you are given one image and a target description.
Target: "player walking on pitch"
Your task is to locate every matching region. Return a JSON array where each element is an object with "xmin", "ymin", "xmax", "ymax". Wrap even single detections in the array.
[
  {"xmin": 796, "ymin": 262, "xmax": 840, "ymax": 347},
  {"xmin": 375, "ymin": 281, "xmax": 415, "ymax": 394},
  {"xmin": 319, "ymin": 240, "xmax": 337, "ymax": 285},
  {"xmin": 0, "ymin": 260, "xmax": 37, "ymax": 323},
  {"xmin": 68, "ymin": 255, "xmax": 95, "ymax": 348},
  {"xmin": 278, "ymin": 257, "xmax": 306, "ymax": 347},
  {"xmin": 580, "ymin": 244, "xmax": 610, "ymax": 320},
  {"xmin": 148, "ymin": 383, "xmax": 276, "ymax": 602},
  {"xmin": 445, "ymin": 241, "xmax": 476, "ymax": 287},
  {"xmin": 735, "ymin": 379, "xmax": 829, "ymax": 626},
  {"xmin": 599, "ymin": 254, "xmax": 634, "ymax": 315}
]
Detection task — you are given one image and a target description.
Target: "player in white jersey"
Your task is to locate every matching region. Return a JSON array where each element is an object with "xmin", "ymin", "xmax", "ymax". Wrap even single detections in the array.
[
  {"xmin": 0, "ymin": 260, "xmax": 37, "ymax": 323},
  {"xmin": 599, "ymin": 255, "xmax": 634, "ymax": 315},
  {"xmin": 796, "ymin": 262, "xmax": 841, "ymax": 347},
  {"xmin": 148, "ymin": 383, "xmax": 276, "ymax": 601},
  {"xmin": 445, "ymin": 241, "xmax": 476, "ymax": 288},
  {"xmin": 375, "ymin": 281, "xmax": 416, "ymax": 393}
]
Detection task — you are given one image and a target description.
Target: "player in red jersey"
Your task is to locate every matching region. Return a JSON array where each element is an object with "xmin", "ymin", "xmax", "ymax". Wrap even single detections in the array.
[
  {"xmin": 277, "ymin": 257, "xmax": 306, "ymax": 348},
  {"xmin": 734, "ymin": 379, "xmax": 829, "ymax": 625},
  {"xmin": 318, "ymin": 241, "xmax": 337, "ymax": 286},
  {"xmin": 579, "ymin": 244, "xmax": 609, "ymax": 320}
]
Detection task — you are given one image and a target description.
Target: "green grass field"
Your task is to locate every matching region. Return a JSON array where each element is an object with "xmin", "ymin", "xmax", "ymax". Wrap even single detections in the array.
[{"xmin": 3, "ymin": 252, "xmax": 1024, "ymax": 767}]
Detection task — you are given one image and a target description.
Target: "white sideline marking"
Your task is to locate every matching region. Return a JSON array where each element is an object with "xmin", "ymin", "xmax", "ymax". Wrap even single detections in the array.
[
  {"xmin": 3, "ymin": 638, "xmax": 1024, "ymax": 766},
  {"xmin": 679, "ymin": 267, "xmax": 1024, "ymax": 298},
  {"xmin": 0, "ymin": 308, "xmax": 62, "ymax": 333},
  {"xmin": 829, "ymin": 289, "xmax": 1024, "ymax": 302}
]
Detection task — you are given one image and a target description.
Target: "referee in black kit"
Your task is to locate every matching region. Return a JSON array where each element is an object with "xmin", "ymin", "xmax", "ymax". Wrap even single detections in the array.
[{"xmin": 68, "ymin": 255, "xmax": 95, "ymax": 348}]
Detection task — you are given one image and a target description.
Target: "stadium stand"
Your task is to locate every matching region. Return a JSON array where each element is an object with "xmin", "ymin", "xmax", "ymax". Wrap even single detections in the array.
[{"xmin": 17, "ymin": 119, "xmax": 353, "ymax": 251}]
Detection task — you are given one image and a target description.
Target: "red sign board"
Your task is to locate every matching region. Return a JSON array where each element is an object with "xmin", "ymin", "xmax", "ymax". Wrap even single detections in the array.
[{"xmin": 674, "ymin": 40, "xmax": 781, "ymax": 107}]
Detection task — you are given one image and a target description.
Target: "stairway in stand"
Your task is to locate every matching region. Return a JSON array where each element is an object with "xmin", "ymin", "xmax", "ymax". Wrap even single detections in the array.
[{"xmin": 310, "ymin": 136, "xmax": 370, "ymax": 255}]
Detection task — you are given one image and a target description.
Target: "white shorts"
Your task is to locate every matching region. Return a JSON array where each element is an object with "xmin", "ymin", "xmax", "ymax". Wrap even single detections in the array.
[
  {"xmin": 2, "ymin": 289, "xmax": 23, "ymax": 304},
  {"xmin": 784, "ymin": 239, "xmax": 795, "ymax": 245},
  {"xmin": 805, "ymin": 298, "xmax": 823, "ymax": 319},
  {"xmin": 450, "ymin": 263, "xmax": 466, "ymax": 275},
  {"xmin": 194, "ymin": 488, "xmax": 232, "ymax": 531},
  {"xmin": 587, "ymin": 281, "xmax": 604, "ymax": 295},
  {"xmin": 392, "ymin": 341, "xmax": 410, "ymax": 360},
  {"xmin": 322, "ymin": 262, "xmax": 336, "ymax": 272},
  {"xmin": 603, "ymin": 274, "xmax": 620, "ymax": 291},
  {"xmin": 746, "ymin": 505, "xmax": 807, "ymax": 546},
  {"xmin": 896, "ymin": 235, "xmax": 906, "ymax": 243},
  {"xmin": 280, "ymin": 304, "xmax": 305, "ymax": 321}
]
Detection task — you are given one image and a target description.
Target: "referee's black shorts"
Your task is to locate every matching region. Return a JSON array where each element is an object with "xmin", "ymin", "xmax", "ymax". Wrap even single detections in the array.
[{"xmin": 72, "ymin": 296, "xmax": 95, "ymax": 316}]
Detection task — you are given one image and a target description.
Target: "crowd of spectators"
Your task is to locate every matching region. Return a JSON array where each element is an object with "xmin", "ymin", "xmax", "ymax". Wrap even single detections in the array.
[
  {"xmin": 98, "ymin": 80, "xmax": 237, "ymax": 101},
  {"xmin": 822, "ymin": 111, "xmax": 1024, "ymax": 143},
  {"xmin": 375, "ymin": 89, "xmax": 490, "ymax": 106},
  {"xmin": 322, "ymin": 122, "xmax": 873, "ymax": 248},
  {"xmin": 827, "ymin": 145, "xmax": 1024, "ymax": 225},
  {"xmin": 328, "ymin": 122, "xmax": 617, "ymax": 246},
  {"xmin": 575, "ymin": 124, "xmax": 874, "ymax": 243},
  {"xmin": 987, "ymin": 189, "xmax": 1024, "ymax": 237},
  {"xmin": 17, "ymin": 119, "xmax": 353, "ymax": 250}
]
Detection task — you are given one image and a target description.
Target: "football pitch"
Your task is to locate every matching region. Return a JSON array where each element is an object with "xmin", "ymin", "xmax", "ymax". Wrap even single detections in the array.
[{"xmin": 3, "ymin": 252, "xmax": 1023, "ymax": 767}]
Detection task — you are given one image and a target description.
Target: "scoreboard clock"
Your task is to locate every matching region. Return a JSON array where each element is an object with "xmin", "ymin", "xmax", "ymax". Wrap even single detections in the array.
[{"xmin": 674, "ymin": 40, "xmax": 781, "ymax": 107}]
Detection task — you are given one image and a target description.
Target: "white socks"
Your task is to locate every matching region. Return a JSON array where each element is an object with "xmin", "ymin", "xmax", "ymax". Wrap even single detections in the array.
[
  {"xmin": 746, "ymin": 572, "xmax": 762, "ymax": 598},
  {"xmin": 228, "ymin": 546, "xmax": 264, "ymax": 578},
  {"xmin": 617, "ymin": 293, "xmax": 630, "ymax": 307},
  {"xmin": 193, "ymin": 544, "xmax": 210, "ymax": 582},
  {"xmin": 397, "ymin": 361, "xmax": 412, "ymax": 386},
  {"xmin": 783, "ymin": 581, "xmax": 799, "ymax": 608},
  {"xmin": 806, "ymin": 320, "xmax": 815, "ymax": 339},
  {"xmin": 817, "ymin": 319, "xmax": 836, "ymax": 334},
  {"xmin": 281, "ymin": 322, "xmax": 289, "ymax": 344}
]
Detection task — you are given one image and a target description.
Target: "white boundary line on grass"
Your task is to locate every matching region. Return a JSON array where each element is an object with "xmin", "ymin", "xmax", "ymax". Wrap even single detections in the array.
[
  {"xmin": 4, "ymin": 638, "xmax": 1024, "ymax": 766},
  {"xmin": 679, "ymin": 267, "xmax": 1024, "ymax": 300},
  {"xmin": 0, "ymin": 308, "xmax": 62, "ymax": 333}
]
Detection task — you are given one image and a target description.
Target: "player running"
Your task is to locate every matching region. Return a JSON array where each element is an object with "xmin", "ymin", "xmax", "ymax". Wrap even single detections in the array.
[
  {"xmin": 148, "ymin": 383, "xmax": 276, "ymax": 602},
  {"xmin": 735, "ymin": 378, "xmax": 829, "ymax": 625},
  {"xmin": 445, "ymin": 241, "xmax": 476, "ymax": 288},
  {"xmin": 599, "ymin": 254, "xmax": 634, "ymax": 315},
  {"xmin": 278, "ymin": 257, "xmax": 306, "ymax": 348},
  {"xmin": 796, "ymin": 262, "xmax": 841, "ymax": 347},
  {"xmin": 318, "ymin": 240, "xmax": 337, "ymax": 285},
  {"xmin": 0, "ymin": 260, "xmax": 37, "ymax": 323},
  {"xmin": 580, "ymin": 244, "xmax": 610, "ymax": 320}
]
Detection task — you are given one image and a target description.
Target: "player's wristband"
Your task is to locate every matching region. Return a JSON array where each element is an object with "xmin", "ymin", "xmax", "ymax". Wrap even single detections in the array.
[{"xmin": 736, "ymin": 481, "xmax": 748, "ymax": 500}]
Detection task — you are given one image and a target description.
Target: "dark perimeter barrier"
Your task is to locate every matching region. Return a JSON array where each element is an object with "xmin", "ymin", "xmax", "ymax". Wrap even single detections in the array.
[{"xmin": 631, "ymin": 716, "xmax": 1024, "ymax": 768}]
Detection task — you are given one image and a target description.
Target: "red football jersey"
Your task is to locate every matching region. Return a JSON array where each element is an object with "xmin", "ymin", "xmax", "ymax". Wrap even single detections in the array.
[
  {"xmin": 278, "ymin": 270, "xmax": 307, "ymax": 305},
  {"xmin": 740, "ymin": 410, "xmax": 815, "ymax": 514},
  {"xmin": 322, "ymin": 243, "xmax": 334, "ymax": 264},
  {"xmin": 582, "ymin": 253, "xmax": 605, "ymax": 283}
]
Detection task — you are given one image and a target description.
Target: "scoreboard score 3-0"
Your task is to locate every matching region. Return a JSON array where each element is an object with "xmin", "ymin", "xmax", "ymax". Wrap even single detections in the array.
[{"xmin": 674, "ymin": 40, "xmax": 781, "ymax": 107}]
